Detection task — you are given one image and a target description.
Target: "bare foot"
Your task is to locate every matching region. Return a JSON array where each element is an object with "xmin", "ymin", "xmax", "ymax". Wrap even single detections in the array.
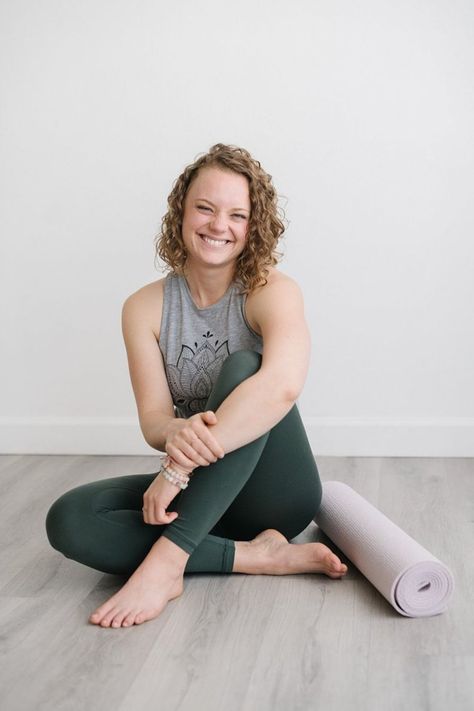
[
  {"xmin": 89, "ymin": 537, "xmax": 189, "ymax": 629},
  {"xmin": 234, "ymin": 529, "xmax": 348, "ymax": 578},
  {"xmin": 89, "ymin": 565, "xmax": 184, "ymax": 628}
]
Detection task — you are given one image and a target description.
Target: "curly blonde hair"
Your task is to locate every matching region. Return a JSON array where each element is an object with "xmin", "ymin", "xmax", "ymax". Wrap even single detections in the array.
[{"xmin": 154, "ymin": 143, "xmax": 287, "ymax": 293}]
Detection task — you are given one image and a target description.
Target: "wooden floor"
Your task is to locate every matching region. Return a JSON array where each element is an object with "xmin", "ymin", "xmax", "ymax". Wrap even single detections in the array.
[{"xmin": 0, "ymin": 454, "xmax": 472, "ymax": 711}]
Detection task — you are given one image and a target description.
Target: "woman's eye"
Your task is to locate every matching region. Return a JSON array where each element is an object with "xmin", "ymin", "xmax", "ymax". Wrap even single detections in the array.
[{"xmin": 197, "ymin": 205, "xmax": 246, "ymax": 219}]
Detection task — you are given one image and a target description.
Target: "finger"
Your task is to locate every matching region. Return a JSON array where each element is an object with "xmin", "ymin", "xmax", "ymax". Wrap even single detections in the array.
[
  {"xmin": 186, "ymin": 435, "xmax": 219, "ymax": 464},
  {"xmin": 158, "ymin": 508, "xmax": 178, "ymax": 524},
  {"xmin": 202, "ymin": 410, "xmax": 218, "ymax": 424},
  {"xmin": 144, "ymin": 501, "xmax": 156, "ymax": 525},
  {"xmin": 195, "ymin": 425, "xmax": 225, "ymax": 459},
  {"xmin": 183, "ymin": 435, "xmax": 213, "ymax": 466},
  {"xmin": 142, "ymin": 495, "xmax": 157, "ymax": 525},
  {"xmin": 152, "ymin": 498, "xmax": 175, "ymax": 526},
  {"xmin": 167, "ymin": 443, "xmax": 206, "ymax": 470},
  {"xmin": 173, "ymin": 436, "xmax": 209, "ymax": 464}
]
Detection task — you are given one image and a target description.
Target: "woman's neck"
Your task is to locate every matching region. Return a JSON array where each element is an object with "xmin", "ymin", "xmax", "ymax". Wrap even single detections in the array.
[{"xmin": 182, "ymin": 262, "xmax": 236, "ymax": 309}]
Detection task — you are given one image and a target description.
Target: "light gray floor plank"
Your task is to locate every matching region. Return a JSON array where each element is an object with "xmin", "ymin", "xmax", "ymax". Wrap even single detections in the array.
[{"xmin": 0, "ymin": 455, "xmax": 472, "ymax": 711}]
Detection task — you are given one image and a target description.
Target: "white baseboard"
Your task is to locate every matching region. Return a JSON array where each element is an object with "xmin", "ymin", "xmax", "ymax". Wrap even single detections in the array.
[
  {"xmin": 303, "ymin": 417, "xmax": 474, "ymax": 457},
  {"xmin": 1, "ymin": 416, "xmax": 473, "ymax": 456},
  {"xmin": 0, "ymin": 417, "xmax": 157, "ymax": 456}
]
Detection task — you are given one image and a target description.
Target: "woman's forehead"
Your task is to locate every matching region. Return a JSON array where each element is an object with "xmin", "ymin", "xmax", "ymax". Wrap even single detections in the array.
[{"xmin": 189, "ymin": 166, "xmax": 250, "ymax": 203}]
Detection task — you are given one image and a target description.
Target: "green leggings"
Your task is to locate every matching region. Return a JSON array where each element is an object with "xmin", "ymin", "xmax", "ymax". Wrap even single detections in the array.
[{"xmin": 45, "ymin": 351, "xmax": 322, "ymax": 576}]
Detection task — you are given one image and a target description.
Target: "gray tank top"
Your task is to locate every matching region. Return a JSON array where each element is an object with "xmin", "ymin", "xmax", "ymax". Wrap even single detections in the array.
[{"xmin": 159, "ymin": 273, "xmax": 263, "ymax": 418}]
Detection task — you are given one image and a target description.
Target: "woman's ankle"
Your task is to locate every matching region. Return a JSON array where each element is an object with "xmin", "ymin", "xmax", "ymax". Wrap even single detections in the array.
[
  {"xmin": 146, "ymin": 535, "xmax": 190, "ymax": 573},
  {"xmin": 233, "ymin": 540, "xmax": 269, "ymax": 574}
]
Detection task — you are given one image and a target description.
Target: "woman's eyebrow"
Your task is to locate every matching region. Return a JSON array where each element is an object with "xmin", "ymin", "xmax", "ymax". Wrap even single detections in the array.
[{"xmin": 195, "ymin": 198, "xmax": 250, "ymax": 213}]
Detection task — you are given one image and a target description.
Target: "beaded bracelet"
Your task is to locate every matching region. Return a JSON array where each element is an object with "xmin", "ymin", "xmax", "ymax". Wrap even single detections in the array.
[
  {"xmin": 160, "ymin": 458, "xmax": 191, "ymax": 489},
  {"xmin": 164, "ymin": 456, "xmax": 194, "ymax": 479},
  {"xmin": 160, "ymin": 466, "xmax": 189, "ymax": 489}
]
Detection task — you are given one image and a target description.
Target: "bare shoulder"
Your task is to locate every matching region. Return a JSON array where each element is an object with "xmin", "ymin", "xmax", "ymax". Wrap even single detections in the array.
[
  {"xmin": 245, "ymin": 268, "xmax": 304, "ymax": 333},
  {"xmin": 122, "ymin": 277, "xmax": 167, "ymax": 340},
  {"xmin": 256, "ymin": 267, "xmax": 301, "ymax": 293}
]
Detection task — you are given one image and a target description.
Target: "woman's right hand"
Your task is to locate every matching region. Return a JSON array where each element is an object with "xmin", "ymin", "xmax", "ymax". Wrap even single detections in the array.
[{"xmin": 164, "ymin": 411, "xmax": 225, "ymax": 472}]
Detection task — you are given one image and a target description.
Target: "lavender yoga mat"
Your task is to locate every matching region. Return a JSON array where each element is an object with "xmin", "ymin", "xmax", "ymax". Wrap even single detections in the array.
[{"xmin": 313, "ymin": 481, "xmax": 455, "ymax": 617}]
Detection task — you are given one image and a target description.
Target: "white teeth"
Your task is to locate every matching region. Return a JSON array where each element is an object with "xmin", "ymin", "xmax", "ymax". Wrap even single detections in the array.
[{"xmin": 200, "ymin": 234, "xmax": 229, "ymax": 247}]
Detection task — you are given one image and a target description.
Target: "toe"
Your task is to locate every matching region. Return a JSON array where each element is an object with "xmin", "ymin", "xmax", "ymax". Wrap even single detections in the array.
[
  {"xmin": 110, "ymin": 610, "xmax": 127, "ymax": 628},
  {"xmin": 326, "ymin": 553, "xmax": 346, "ymax": 576},
  {"xmin": 89, "ymin": 598, "xmax": 115, "ymax": 624},
  {"xmin": 100, "ymin": 607, "xmax": 120, "ymax": 627},
  {"xmin": 333, "ymin": 560, "xmax": 348, "ymax": 577},
  {"xmin": 121, "ymin": 612, "xmax": 137, "ymax": 627},
  {"xmin": 327, "ymin": 553, "xmax": 339, "ymax": 568},
  {"xmin": 89, "ymin": 607, "xmax": 108, "ymax": 624}
]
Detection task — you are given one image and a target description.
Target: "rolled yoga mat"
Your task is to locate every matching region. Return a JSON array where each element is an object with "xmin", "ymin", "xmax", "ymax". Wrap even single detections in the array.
[{"xmin": 313, "ymin": 481, "xmax": 455, "ymax": 617}]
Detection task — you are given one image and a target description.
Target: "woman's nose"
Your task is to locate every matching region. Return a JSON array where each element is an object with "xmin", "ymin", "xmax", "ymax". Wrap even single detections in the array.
[{"xmin": 209, "ymin": 212, "xmax": 227, "ymax": 231}]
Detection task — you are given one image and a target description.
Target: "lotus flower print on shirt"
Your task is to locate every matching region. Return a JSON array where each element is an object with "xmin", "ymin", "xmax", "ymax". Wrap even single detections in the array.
[{"xmin": 166, "ymin": 332, "xmax": 231, "ymax": 416}]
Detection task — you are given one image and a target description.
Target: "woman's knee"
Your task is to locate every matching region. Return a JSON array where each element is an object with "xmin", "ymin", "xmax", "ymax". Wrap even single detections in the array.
[
  {"xmin": 218, "ymin": 349, "xmax": 262, "ymax": 390},
  {"xmin": 224, "ymin": 349, "xmax": 262, "ymax": 372},
  {"xmin": 45, "ymin": 488, "xmax": 85, "ymax": 555},
  {"xmin": 206, "ymin": 350, "xmax": 262, "ymax": 411}
]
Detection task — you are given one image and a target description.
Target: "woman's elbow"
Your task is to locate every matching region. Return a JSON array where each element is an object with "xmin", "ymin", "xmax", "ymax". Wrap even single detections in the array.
[
  {"xmin": 279, "ymin": 368, "xmax": 307, "ymax": 404},
  {"xmin": 270, "ymin": 377, "xmax": 303, "ymax": 406},
  {"xmin": 281, "ymin": 383, "xmax": 302, "ymax": 404},
  {"xmin": 263, "ymin": 371, "xmax": 304, "ymax": 404},
  {"xmin": 261, "ymin": 369, "xmax": 305, "ymax": 406}
]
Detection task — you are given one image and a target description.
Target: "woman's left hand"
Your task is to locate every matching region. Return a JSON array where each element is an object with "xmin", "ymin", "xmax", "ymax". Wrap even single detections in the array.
[{"xmin": 142, "ymin": 470, "xmax": 182, "ymax": 525}]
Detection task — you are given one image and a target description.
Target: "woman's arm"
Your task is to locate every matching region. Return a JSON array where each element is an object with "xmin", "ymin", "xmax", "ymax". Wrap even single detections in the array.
[
  {"xmin": 121, "ymin": 283, "xmax": 223, "ymax": 464},
  {"xmin": 122, "ymin": 273, "xmax": 310, "ymax": 470},
  {"xmin": 204, "ymin": 272, "xmax": 311, "ymax": 454},
  {"xmin": 121, "ymin": 284, "xmax": 175, "ymax": 452}
]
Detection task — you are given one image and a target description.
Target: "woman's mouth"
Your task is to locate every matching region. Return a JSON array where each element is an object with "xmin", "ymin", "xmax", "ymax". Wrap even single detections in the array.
[{"xmin": 198, "ymin": 233, "xmax": 231, "ymax": 248}]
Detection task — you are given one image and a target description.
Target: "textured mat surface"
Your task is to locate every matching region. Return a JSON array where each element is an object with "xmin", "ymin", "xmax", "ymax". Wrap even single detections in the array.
[{"xmin": 314, "ymin": 481, "xmax": 455, "ymax": 617}]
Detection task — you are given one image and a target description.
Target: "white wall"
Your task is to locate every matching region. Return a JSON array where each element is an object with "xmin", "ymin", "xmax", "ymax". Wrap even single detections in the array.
[{"xmin": 1, "ymin": 0, "xmax": 473, "ymax": 456}]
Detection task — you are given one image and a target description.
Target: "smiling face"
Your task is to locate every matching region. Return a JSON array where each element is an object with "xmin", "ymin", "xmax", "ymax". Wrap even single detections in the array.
[{"xmin": 181, "ymin": 166, "xmax": 251, "ymax": 271}]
